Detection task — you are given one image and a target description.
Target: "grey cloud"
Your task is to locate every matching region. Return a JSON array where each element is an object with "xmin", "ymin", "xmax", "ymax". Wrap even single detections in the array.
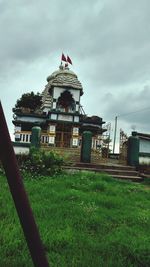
[
  {"xmin": 0, "ymin": 0, "xmax": 150, "ymax": 138},
  {"xmin": 103, "ymin": 85, "xmax": 150, "ymax": 125}
]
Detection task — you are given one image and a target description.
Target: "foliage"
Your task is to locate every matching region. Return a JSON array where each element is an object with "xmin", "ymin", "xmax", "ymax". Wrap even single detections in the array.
[
  {"xmin": 14, "ymin": 91, "xmax": 42, "ymax": 111},
  {"xmin": 143, "ymin": 178, "xmax": 150, "ymax": 185},
  {"xmin": 0, "ymin": 172, "xmax": 150, "ymax": 267},
  {"xmin": 18, "ymin": 148, "xmax": 64, "ymax": 176}
]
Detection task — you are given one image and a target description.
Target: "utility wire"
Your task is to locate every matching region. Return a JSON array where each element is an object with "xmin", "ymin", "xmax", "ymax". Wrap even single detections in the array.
[{"xmin": 116, "ymin": 106, "xmax": 150, "ymax": 118}]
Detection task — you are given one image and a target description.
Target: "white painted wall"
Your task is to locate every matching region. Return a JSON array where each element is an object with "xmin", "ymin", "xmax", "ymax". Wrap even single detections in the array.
[
  {"xmin": 51, "ymin": 114, "xmax": 57, "ymax": 120},
  {"xmin": 49, "ymin": 136, "xmax": 55, "ymax": 144},
  {"xmin": 139, "ymin": 156, "xmax": 150, "ymax": 165},
  {"xmin": 74, "ymin": 116, "xmax": 79, "ymax": 122},
  {"xmin": 15, "ymin": 126, "xmax": 21, "ymax": 131},
  {"xmin": 72, "ymin": 138, "xmax": 78, "ymax": 147},
  {"xmin": 16, "ymin": 116, "xmax": 45, "ymax": 123},
  {"xmin": 73, "ymin": 127, "xmax": 79, "ymax": 135},
  {"xmin": 58, "ymin": 114, "xmax": 73, "ymax": 121},
  {"xmin": 14, "ymin": 146, "xmax": 29, "ymax": 155},
  {"xmin": 139, "ymin": 139, "xmax": 150, "ymax": 153}
]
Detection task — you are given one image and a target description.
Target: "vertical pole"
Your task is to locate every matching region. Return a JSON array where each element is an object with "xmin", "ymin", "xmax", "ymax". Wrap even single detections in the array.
[
  {"xmin": 0, "ymin": 102, "xmax": 50, "ymax": 267},
  {"xmin": 108, "ymin": 123, "xmax": 111, "ymax": 156},
  {"xmin": 113, "ymin": 116, "xmax": 117, "ymax": 153}
]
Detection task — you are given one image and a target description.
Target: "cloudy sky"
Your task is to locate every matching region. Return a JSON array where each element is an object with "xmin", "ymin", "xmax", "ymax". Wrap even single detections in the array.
[{"xmin": 0, "ymin": 0, "xmax": 150, "ymax": 151}]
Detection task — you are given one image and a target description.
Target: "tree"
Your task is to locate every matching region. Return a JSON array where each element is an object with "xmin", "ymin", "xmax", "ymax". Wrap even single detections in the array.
[{"xmin": 14, "ymin": 92, "xmax": 42, "ymax": 111}]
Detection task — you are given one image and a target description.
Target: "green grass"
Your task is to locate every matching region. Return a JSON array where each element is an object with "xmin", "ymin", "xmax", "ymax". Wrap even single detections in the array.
[{"xmin": 0, "ymin": 171, "xmax": 150, "ymax": 267}]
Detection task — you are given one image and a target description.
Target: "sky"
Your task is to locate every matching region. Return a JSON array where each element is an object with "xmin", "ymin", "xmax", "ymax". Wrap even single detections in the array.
[{"xmin": 0, "ymin": 0, "xmax": 150, "ymax": 152}]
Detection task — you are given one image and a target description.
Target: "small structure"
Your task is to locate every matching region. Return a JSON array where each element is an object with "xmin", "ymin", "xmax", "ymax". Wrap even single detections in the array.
[
  {"xmin": 13, "ymin": 57, "xmax": 106, "ymax": 150},
  {"xmin": 127, "ymin": 131, "xmax": 150, "ymax": 166},
  {"xmin": 136, "ymin": 132, "xmax": 150, "ymax": 165}
]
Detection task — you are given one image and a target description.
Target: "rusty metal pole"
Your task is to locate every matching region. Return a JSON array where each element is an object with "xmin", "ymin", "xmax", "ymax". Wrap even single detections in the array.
[{"xmin": 0, "ymin": 101, "xmax": 50, "ymax": 267}]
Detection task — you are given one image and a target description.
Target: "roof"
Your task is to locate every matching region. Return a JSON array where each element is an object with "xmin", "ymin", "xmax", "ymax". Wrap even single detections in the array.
[
  {"xmin": 41, "ymin": 66, "xmax": 83, "ymax": 108},
  {"xmin": 46, "ymin": 66, "xmax": 83, "ymax": 95},
  {"xmin": 132, "ymin": 131, "xmax": 150, "ymax": 140}
]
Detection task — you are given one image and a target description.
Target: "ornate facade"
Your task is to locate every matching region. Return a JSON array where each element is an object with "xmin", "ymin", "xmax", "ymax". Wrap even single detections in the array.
[{"xmin": 13, "ymin": 63, "xmax": 106, "ymax": 149}]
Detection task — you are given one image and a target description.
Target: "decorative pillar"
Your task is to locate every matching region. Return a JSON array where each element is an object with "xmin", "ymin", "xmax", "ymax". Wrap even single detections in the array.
[
  {"xmin": 75, "ymin": 102, "xmax": 79, "ymax": 112},
  {"xmin": 127, "ymin": 131, "xmax": 139, "ymax": 166},
  {"xmin": 15, "ymin": 125, "xmax": 21, "ymax": 142},
  {"xmin": 31, "ymin": 126, "xmax": 41, "ymax": 148},
  {"xmin": 81, "ymin": 131, "xmax": 92, "ymax": 163},
  {"xmin": 72, "ymin": 127, "xmax": 79, "ymax": 147},
  {"xmin": 48, "ymin": 124, "xmax": 56, "ymax": 146}
]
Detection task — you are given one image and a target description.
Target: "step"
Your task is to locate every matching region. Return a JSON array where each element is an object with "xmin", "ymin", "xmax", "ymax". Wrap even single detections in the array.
[
  {"xmin": 63, "ymin": 166, "xmax": 143, "ymax": 182},
  {"xmin": 64, "ymin": 166, "xmax": 138, "ymax": 176},
  {"xmin": 111, "ymin": 175, "xmax": 143, "ymax": 182},
  {"xmin": 97, "ymin": 169, "xmax": 139, "ymax": 176},
  {"xmin": 74, "ymin": 162, "xmax": 136, "ymax": 171}
]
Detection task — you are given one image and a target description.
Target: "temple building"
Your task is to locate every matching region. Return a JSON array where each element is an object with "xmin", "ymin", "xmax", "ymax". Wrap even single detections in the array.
[{"xmin": 13, "ymin": 60, "xmax": 106, "ymax": 149}]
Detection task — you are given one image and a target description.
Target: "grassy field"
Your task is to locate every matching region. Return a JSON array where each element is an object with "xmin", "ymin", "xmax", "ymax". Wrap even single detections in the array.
[{"xmin": 0, "ymin": 170, "xmax": 150, "ymax": 267}]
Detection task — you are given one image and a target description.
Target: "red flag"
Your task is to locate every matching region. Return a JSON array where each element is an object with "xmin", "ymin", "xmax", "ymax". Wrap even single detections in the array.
[
  {"xmin": 61, "ymin": 53, "xmax": 67, "ymax": 62},
  {"xmin": 67, "ymin": 55, "xmax": 72, "ymax": 65}
]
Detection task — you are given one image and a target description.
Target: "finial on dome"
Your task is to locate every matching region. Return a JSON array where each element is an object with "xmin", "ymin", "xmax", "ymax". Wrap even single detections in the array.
[
  {"xmin": 59, "ymin": 62, "xmax": 64, "ymax": 70},
  {"xmin": 64, "ymin": 63, "xmax": 69, "ymax": 70}
]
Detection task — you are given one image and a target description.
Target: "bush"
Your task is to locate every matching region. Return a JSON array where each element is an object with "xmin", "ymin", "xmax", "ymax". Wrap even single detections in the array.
[
  {"xmin": 17, "ymin": 148, "xmax": 64, "ymax": 177},
  {"xmin": 14, "ymin": 91, "xmax": 42, "ymax": 111}
]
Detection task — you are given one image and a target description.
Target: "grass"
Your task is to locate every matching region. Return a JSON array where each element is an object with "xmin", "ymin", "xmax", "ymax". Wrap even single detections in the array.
[{"xmin": 0, "ymin": 170, "xmax": 150, "ymax": 267}]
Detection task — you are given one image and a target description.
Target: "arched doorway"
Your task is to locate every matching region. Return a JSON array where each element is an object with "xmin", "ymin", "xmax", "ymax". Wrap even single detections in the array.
[
  {"xmin": 55, "ymin": 123, "xmax": 72, "ymax": 147},
  {"xmin": 57, "ymin": 90, "xmax": 75, "ymax": 112}
]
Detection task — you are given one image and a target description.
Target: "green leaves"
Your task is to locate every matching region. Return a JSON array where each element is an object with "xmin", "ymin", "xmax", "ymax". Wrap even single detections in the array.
[
  {"xmin": 14, "ymin": 91, "xmax": 42, "ymax": 111},
  {"xmin": 18, "ymin": 148, "xmax": 64, "ymax": 177}
]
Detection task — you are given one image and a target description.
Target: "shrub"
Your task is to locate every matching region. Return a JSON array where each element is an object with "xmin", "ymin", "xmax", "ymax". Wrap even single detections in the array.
[
  {"xmin": 14, "ymin": 91, "xmax": 42, "ymax": 111},
  {"xmin": 17, "ymin": 148, "xmax": 64, "ymax": 177}
]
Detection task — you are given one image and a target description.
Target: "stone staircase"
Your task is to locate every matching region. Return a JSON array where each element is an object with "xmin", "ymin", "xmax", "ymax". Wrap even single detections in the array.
[
  {"xmin": 42, "ymin": 146, "xmax": 143, "ymax": 182},
  {"xmin": 64, "ymin": 163, "xmax": 143, "ymax": 182}
]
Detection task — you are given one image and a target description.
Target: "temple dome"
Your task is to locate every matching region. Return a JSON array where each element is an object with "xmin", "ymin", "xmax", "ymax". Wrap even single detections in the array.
[
  {"xmin": 47, "ymin": 68, "xmax": 77, "ymax": 81},
  {"xmin": 46, "ymin": 66, "xmax": 83, "ymax": 95}
]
